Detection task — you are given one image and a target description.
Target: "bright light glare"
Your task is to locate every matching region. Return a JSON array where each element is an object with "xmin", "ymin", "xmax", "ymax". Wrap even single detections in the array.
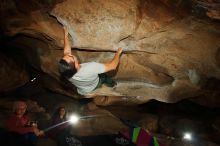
[
  {"xmin": 69, "ymin": 114, "xmax": 79, "ymax": 124},
  {"xmin": 31, "ymin": 77, "xmax": 36, "ymax": 82},
  {"xmin": 183, "ymin": 132, "xmax": 192, "ymax": 141}
]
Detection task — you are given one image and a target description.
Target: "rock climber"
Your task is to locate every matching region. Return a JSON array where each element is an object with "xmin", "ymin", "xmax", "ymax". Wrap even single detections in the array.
[{"xmin": 58, "ymin": 27, "xmax": 123, "ymax": 95}]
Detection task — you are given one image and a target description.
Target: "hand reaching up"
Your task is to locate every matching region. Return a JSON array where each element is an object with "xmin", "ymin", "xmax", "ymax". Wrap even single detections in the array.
[{"xmin": 117, "ymin": 47, "xmax": 123, "ymax": 55}]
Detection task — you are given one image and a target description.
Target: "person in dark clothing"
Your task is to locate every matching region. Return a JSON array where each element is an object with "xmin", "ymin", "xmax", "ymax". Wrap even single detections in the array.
[{"xmin": 47, "ymin": 107, "xmax": 70, "ymax": 140}]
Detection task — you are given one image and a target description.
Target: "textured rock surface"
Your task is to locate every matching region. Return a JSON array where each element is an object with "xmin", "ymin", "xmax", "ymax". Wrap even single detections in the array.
[
  {"xmin": 0, "ymin": 0, "xmax": 220, "ymax": 105},
  {"xmin": 103, "ymin": 100, "xmax": 220, "ymax": 144},
  {"xmin": 0, "ymin": 50, "xmax": 29, "ymax": 92}
]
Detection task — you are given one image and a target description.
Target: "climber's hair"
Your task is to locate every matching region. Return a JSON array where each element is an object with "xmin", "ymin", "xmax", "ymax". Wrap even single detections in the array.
[{"xmin": 58, "ymin": 59, "xmax": 77, "ymax": 79}]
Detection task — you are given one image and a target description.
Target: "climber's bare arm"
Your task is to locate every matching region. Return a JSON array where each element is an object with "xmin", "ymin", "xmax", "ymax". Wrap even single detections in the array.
[
  {"xmin": 104, "ymin": 48, "xmax": 123, "ymax": 72},
  {"xmin": 63, "ymin": 27, "xmax": 72, "ymax": 56}
]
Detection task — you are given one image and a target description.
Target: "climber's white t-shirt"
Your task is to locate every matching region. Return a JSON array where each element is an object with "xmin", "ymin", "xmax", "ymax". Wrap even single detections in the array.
[{"xmin": 68, "ymin": 62, "xmax": 105, "ymax": 95}]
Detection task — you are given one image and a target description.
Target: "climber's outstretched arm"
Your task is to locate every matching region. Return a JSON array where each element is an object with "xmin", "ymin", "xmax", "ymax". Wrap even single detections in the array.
[
  {"xmin": 62, "ymin": 27, "xmax": 80, "ymax": 70},
  {"xmin": 63, "ymin": 27, "xmax": 72, "ymax": 56},
  {"xmin": 104, "ymin": 48, "xmax": 123, "ymax": 72}
]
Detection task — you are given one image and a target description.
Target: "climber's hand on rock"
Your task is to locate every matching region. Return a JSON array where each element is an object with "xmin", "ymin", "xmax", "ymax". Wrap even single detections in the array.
[{"xmin": 117, "ymin": 47, "xmax": 123, "ymax": 55}]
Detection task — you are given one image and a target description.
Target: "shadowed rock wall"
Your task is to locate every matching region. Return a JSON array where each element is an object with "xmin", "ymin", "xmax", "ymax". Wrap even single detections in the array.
[{"xmin": 0, "ymin": 0, "xmax": 220, "ymax": 105}]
